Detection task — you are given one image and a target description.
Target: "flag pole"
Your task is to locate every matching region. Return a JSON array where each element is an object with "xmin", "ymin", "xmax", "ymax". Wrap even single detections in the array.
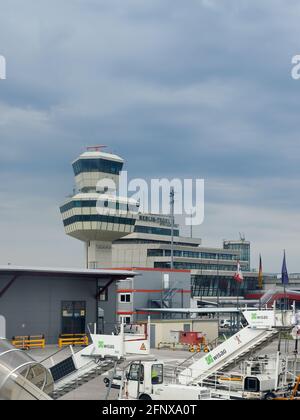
[{"xmin": 282, "ymin": 249, "xmax": 289, "ymax": 311}]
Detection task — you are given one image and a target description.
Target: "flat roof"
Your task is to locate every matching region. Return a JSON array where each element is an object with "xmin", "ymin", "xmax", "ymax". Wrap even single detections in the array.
[
  {"xmin": 110, "ymin": 267, "xmax": 191, "ymax": 273},
  {"xmin": 0, "ymin": 265, "xmax": 136, "ymax": 279}
]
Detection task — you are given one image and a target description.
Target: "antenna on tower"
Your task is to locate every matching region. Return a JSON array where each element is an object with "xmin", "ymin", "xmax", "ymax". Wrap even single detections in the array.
[
  {"xmin": 239, "ymin": 232, "xmax": 245, "ymax": 242},
  {"xmin": 86, "ymin": 145, "xmax": 107, "ymax": 152}
]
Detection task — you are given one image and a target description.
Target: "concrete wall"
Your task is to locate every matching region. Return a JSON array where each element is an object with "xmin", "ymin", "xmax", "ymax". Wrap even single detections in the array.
[
  {"xmin": 112, "ymin": 243, "xmax": 149, "ymax": 268},
  {"xmin": 0, "ymin": 275, "xmax": 99, "ymax": 343},
  {"xmin": 150, "ymin": 319, "xmax": 218, "ymax": 348}
]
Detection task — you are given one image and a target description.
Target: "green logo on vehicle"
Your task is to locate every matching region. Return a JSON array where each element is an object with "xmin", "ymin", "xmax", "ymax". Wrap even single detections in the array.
[
  {"xmin": 205, "ymin": 355, "xmax": 214, "ymax": 366},
  {"xmin": 251, "ymin": 313, "xmax": 257, "ymax": 320},
  {"xmin": 98, "ymin": 340, "xmax": 105, "ymax": 349}
]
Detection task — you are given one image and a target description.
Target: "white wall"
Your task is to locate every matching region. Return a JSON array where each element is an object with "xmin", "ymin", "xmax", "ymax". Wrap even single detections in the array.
[{"xmin": 0, "ymin": 315, "xmax": 6, "ymax": 338}]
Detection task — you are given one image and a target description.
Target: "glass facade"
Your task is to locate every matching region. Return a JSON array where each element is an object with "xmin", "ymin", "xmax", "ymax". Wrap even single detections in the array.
[
  {"xmin": 72, "ymin": 158, "xmax": 123, "ymax": 176},
  {"xmin": 63, "ymin": 214, "xmax": 136, "ymax": 227},
  {"xmin": 147, "ymin": 249, "xmax": 237, "ymax": 260},
  {"xmin": 60, "ymin": 200, "xmax": 138, "ymax": 214},
  {"xmin": 154, "ymin": 262, "xmax": 238, "ymax": 271},
  {"xmin": 223, "ymin": 241, "xmax": 250, "ymax": 270},
  {"xmin": 192, "ymin": 275, "xmax": 258, "ymax": 297},
  {"xmin": 134, "ymin": 225, "xmax": 180, "ymax": 237}
]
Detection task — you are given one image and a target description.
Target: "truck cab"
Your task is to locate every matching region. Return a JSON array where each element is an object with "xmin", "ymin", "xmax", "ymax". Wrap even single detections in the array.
[
  {"xmin": 121, "ymin": 360, "xmax": 212, "ymax": 400},
  {"xmin": 126, "ymin": 361, "xmax": 164, "ymax": 400}
]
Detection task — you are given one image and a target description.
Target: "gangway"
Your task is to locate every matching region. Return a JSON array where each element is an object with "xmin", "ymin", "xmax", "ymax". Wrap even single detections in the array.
[
  {"xmin": 0, "ymin": 338, "xmax": 53, "ymax": 400},
  {"xmin": 48, "ymin": 322, "xmax": 150, "ymax": 399},
  {"xmin": 178, "ymin": 309, "xmax": 296, "ymax": 385}
]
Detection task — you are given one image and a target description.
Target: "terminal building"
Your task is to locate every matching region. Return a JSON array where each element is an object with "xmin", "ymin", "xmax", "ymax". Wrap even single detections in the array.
[{"xmin": 60, "ymin": 147, "xmax": 260, "ymax": 303}]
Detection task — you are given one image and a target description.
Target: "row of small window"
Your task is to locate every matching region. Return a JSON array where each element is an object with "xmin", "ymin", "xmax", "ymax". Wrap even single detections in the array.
[
  {"xmin": 134, "ymin": 225, "xmax": 180, "ymax": 237},
  {"xmin": 114, "ymin": 239, "xmax": 198, "ymax": 247},
  {"xmin": 154, "ymin": 262, "xmax": 239, "ymax": 271},
  {"xmin": 148, "ymin": 249, "xmax": 237, "ymax": 260},
  {"xmin": 63, "ymin": 214, "xmax": 136, "ymax": 227},
  {"xmin": 60, "ymin": 200, "xmax": 139, "ymax": 214},
  {"xmin": 73, "ymin": 159, "xmax": 123, "ymax": 176}
]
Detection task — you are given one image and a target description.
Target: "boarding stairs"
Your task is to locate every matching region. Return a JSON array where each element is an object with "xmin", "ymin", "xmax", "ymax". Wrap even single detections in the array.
[
  {"xmin": 47, "ymin": 321, "xmax": 151, "ymax": 399},
  {"xmin": 178, "ymin": 309, "xmax": 295, "ymax": 386},
  {"xmin": 51, "ymin": 357, "xmax": 124, "ymax": 399}
]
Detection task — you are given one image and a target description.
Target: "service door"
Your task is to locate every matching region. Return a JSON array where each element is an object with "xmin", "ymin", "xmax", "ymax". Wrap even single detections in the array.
[{"xmin": 61, "ymin": 301, "xmax": 86, "ymax": 334}]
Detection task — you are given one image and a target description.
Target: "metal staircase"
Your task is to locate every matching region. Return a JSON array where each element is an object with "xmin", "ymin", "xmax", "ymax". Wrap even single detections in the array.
[
  {"xmin": 179, "ymin": 328, "xmax": 281, "ymax": 386},
  {"xmin": 46, "ymin": 320, "xmax": 151, "ymax": 399},
  {"xmin": 51, "ymin": 358, "xmax": 124, "ymax": 399},
  {"xmin": 218, "ymin": 330, "xmax": 279, "ymax": 373},
  {"xmin": 178, "ymin": 308, "xmax": 295, "ymax": 386}
]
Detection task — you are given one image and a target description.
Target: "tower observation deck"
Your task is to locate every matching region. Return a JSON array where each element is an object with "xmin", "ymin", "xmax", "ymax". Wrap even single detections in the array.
[{"xmin": 60, "ymin": 147, "xmax": 139, "ymax": 268}]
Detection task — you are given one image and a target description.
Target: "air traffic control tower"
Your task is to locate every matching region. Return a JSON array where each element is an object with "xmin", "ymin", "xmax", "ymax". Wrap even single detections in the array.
[{"xmin": 60, "ymin": 146, "xmax": 139, "ymax": 268}]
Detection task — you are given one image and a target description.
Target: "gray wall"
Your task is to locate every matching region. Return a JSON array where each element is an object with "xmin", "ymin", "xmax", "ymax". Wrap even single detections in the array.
[
  {"xmin": 0, "ymin": 275, "xmax": 98, "ymax": 344},
  {"xmin": 98, "ymin": 281, "xmax": 118, "ymax": 334},
  {"xmin": 117, "ymin": 270, "xmax": 191, "ymax": 322}
]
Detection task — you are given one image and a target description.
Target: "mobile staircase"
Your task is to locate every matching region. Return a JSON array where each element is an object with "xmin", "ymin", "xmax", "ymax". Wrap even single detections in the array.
[
  {"xmin": 178, "ymin": 308, "xmax": 296, "ymax": 386},
  {"xmin": 46, "ymin": 322, "xmax": 151, "ymax": 399}
]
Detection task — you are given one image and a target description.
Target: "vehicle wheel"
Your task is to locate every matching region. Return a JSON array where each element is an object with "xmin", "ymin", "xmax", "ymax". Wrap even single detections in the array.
[
  {"xmin": 103, "ymin": 378, "xmax": 110, "ymax": 387},
  {"xmin": 264, "ymin": 392, "xmax": 276, "ymax": 400},
  {"xmin": 139, "ymin": 394, "xmax": 152, "ymax": 400}
]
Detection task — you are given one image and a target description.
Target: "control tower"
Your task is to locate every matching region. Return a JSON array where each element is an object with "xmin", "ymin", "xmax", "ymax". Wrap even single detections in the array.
[{"xmin": 60, "ymin": 147, "xmax": 139, "ymax": 268}]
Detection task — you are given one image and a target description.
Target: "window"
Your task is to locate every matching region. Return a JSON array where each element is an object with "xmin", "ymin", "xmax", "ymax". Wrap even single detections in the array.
[
  {"xmin": 98, "ymin": 289, "xmax": 108, "ymax": 301},
  {"xmin": 72, "ymin": 158, "xmax": 123, "ymax": 176},
  {"xmin": 119, "ymin": 293, "xmax": 131, "ymax": 303},
  {"xmin": 147, "ymin": 249, "xmax": 164, "ymax": 257},
  {"xmin": 119, "ymin": 315, "xmax": 132, "ymax": 324},
  {"xmin": 151, "ymin": 364, "xmax": 163, "ymax": 385},
  {"xmin": 128, "ymin": 363, "xmax": 144, "ymax": 382},
  {"xmin": 63, "ymin": 214, "xmax": 136, "ymax": 227},
  {"xmin": 244, "ymin": 377, "xmax": 260, "ymax": 392},
  {"xmin": 134, "ymin": 225, "xmax": 180, "ymax": 237}
]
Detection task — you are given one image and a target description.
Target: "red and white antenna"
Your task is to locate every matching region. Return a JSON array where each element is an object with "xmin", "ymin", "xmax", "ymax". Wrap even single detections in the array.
[{"xmin": 86, "ymin": 145, "xmax": 107, "ymax": 152}]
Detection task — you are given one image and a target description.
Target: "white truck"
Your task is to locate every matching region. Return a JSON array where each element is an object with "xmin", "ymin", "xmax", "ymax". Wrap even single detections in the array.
[{"xmin": 107, "ymin": 359, "xmax": 213, "ymax": 400}]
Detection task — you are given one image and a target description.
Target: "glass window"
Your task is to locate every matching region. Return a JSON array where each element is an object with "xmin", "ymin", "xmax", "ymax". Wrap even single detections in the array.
[
  {"xmin": 119, "ymin": 293, "xmax": 131, "ymax": 303},
  {"xmin": 119, "ymin": 316, "xmax": 132, "ymax": 324},
  {"xmin": 128, "ymin": 363, "xmax": 144, "ymax": 382},
  {"xmin": 99, "ymin": 289, "xmax": 108, "ymax": 301},
  {"xmin": 151, "ymin": 364, "xmax": 163, "ymax": 385},
  {"xmin": 72, "ymin": 158, "xmax": 123, "ymax": 176}
]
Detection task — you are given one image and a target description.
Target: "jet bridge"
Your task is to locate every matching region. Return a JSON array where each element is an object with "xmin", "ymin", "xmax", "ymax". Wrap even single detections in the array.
[{"xmin": 0, "ymin": 338, "xmax": 53, "ymax": 400}]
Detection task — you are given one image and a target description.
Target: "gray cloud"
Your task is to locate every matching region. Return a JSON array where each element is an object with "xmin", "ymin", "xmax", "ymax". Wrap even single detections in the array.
[{"xmin": 0, "ymin": 0, "xmax": 300, "ymax": 270}]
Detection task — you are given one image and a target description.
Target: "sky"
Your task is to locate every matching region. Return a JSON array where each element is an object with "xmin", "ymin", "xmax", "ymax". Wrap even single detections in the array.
[{"xmin": 0, "ymin": 0, "xmax": 300, "ymax": 272}]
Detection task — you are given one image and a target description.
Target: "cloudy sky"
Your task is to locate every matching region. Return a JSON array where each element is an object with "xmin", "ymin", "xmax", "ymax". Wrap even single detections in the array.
[{"xmin": 0, "ymin": 0, "xmax": 300, "ymax": 272}]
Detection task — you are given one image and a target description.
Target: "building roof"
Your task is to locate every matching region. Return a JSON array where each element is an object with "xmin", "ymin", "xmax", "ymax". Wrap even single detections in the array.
[
  {"xmin": 0, "ymin": 265, "xmax": 136, "ymax": 279},
  {"xmin": 110, "ymin": 267, "xmax": 191, "ymax": 273},
  {"xmin": 73, "ymin": 150, "xmax": 124, "ymax": 164}
]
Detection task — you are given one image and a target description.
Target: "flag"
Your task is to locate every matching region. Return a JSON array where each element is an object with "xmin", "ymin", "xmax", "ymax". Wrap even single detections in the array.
[
  {"xmin": 281, "ymin": 250, "xmax": 289, "ymax": 285},
  {"xmin": 258, "ymin": 254, "xmax": 263, "ymax": 289},
  {"xmin": 234, "ymin": 261, "xmax": 244, "ymax": 283}
]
